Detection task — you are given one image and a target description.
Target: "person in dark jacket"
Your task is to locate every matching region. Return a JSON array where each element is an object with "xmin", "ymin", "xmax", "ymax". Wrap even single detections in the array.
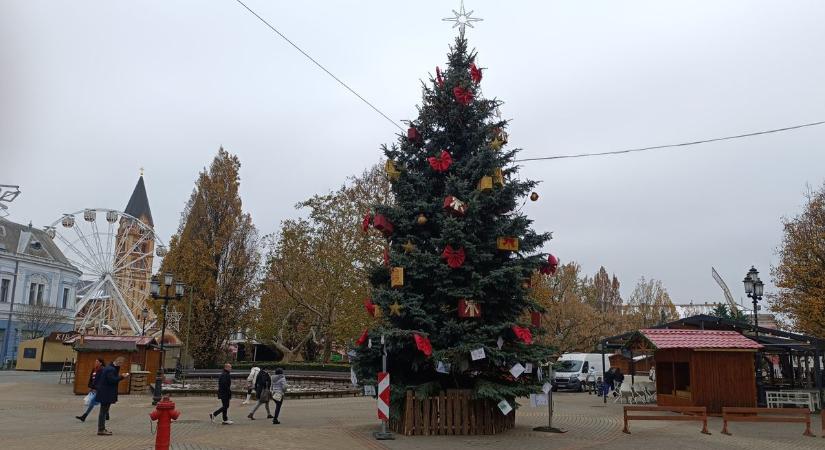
[
  {"xmin": 210, "ymin": 363, "xmax": 233, "ymax": 424},
  {"xmin": 247, "ymin": 367, "xmax": 272, "ymax": 419},
  {"xmin": 75, "ymin": 358, "xmax": 104, "ymax": 422},
  {"xmin": 95, "ymin": 356, "xmax": 129, "ymax": 436},
  {"xmin": 613, "ymin": 368, "xmax": 625, "ymax": 397},
  {"xmin": 603, "ymin": 368, "xmax": 615, "ymax": 398}
]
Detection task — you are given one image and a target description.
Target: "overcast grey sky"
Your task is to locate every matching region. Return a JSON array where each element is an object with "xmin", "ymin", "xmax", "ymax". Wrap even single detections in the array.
[{"xmin": 2, "ymin": 0, "xmax": 824, "ymax": 308}]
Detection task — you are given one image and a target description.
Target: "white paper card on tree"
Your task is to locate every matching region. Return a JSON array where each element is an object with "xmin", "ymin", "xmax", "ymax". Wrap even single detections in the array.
[
  {"xmin": 537, "ymin": 366, "xmax": 543, "ymax": 381},
  {"xmin": 497, "ymin": 399, "xmax": 513, "ymax": 415},
  {"xmin": 542, "ymin": 382, "xmax": 552, "ymax": 394},
  {"xmin": 367, "ymin": 338, "xmax": 372, "ymax": 349},
  {"xmin": 363, "ymin": 385, "xmax": 376, "ymax": 396},
  {"xmin": 436, "ymin": 361, "xmax": 451, "ymax": 374},
  {"xmin": 524, "ymin": 362, "xmax": 533, "ymax": 373},
  {"xmin": 496, "ymin": 336, "xmax": 504, "ymax": 349},
  {"xmin": 510, "ymin": 363, "xmax": 525, "ymax": 379},
  {"xmin": 534, "ymin": 393, "xmax": 548, "ymax": 406},
  {"xmin": 470, "ymin": 347, "xmax": 486, "ymax": 361}
]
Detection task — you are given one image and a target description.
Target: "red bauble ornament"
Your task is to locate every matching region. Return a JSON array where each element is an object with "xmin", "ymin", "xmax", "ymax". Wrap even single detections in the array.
[
  {"xmin": 458, "ymin": 299, "xmax": 481, "ymax": 318},
  {"xmin": 436, "ymin": 66, "xmax": 444, "ymax": 88},
  {"xmin": 413, "ymin": 333, "xmax": 433, "ymax": 357},
  {"xmin": 441, "ymin": 245, "xmax": 466, "ymax": 269},
  {"xmin": 356, "ymin": 329, "xmax": 369, "ymax": 346},
  {"xmin": 453, "ymin": 86, "xmax": 474, "ymax": 105},
  {"xmin": 531, "ymin": 311, "xmax": 542, "ymax": 328},
  {"xmin": 427, "ymin": 150, "xmax": 452, "ymax": 172},
  {"xmin": 361, "ymin": 212, "xmax": 372, "ymax": 232},
  {"xmin": 512, "ymin": 326, "xmax": 533, "ymax": 345},
  {"xmin": 469, "ymin": 63, "xmax": 482, "ymax": 84},
  {"xmin": 443, "ymin": 196, "xmax": 468, "ymax": 216},
  {"xmin": 372, "ymin": 214, "xmax": 394, "ymax": 237},
  {"xmin": 407, "ymin": 126, "xmax": 420, "ymax": 142},
  {"xmin": 540, "ymin": 254, "xmax": 559, "ymax": 275},
  {"xmin": 364, "ymin": 298, "xmax": 377, "ymax": 317}
]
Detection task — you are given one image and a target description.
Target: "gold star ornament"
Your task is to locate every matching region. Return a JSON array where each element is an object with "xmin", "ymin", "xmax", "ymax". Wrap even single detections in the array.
[
  {"xmin": 389, "ymin": 301, "xmax": 404, "ymax": 316},
  {"xmin": 402, "ymin": 240, "xmax": 416, "ymax": 253}
]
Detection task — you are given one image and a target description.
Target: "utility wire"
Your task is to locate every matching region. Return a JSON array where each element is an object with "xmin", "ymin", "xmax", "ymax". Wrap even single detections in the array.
[
  {"xmin": 233, "ymin": 0, "xmax": 405, "ymax": 132},
  {"xmin": 515, "ymin": 120, "xmax": 825, "ymax": 162}
]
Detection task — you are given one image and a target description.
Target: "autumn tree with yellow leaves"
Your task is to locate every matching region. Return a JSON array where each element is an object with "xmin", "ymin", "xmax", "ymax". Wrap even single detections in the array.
[{"xmin": 770, "ymin": 184, "xmax": 825, "ymax": 339}]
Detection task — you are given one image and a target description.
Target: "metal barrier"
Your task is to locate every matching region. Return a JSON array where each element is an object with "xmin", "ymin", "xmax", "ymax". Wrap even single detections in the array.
[
  {"xmin": 720, "ymin": 407, "xmax": 813, "ymax": 437},
  {"xmin": 622, "ymin": 405, "xmax": 710, "ymax": 435}
]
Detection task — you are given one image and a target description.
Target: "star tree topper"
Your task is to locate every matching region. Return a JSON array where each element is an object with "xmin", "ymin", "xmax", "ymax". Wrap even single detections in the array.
[{"xmin": 442, "ymin": 0, "xmax": 483, "ymax": 37}]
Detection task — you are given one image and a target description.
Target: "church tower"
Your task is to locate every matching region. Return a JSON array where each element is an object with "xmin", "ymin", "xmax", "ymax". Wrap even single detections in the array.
[{"xmin": 113, "ymin": 174, "xmax": 156, "ymax": 334}]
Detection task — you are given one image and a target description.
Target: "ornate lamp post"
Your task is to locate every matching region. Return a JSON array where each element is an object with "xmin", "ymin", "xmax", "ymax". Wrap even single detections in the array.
[
  {"xmin": 150, "ymin": 272, "xmax": 184, "ymax": 405},
  {"xmin": 141, "ymin": 307, "xmax": 149, "ymax": 337},
  {"xmin": 743, "ymin": 266, "xmax": 765, "ymax": 405}
]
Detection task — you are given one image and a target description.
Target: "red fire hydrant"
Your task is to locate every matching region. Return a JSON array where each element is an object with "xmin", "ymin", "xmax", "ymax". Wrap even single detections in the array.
[{"xmin": 149, "ymin": 395, "xmax": 180, "ymax": 450}]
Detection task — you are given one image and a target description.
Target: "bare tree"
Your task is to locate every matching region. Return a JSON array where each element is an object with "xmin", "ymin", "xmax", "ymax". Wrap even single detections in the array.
[{"xmin": 17, "ymin": 303, "xmax": 68, "ymax": 339}]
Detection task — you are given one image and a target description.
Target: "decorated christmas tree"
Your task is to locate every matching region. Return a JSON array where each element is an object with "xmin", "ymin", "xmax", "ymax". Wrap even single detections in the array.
[{"xmin": 353, "ymin": 32, "xmax": 558, "ymax": 427}]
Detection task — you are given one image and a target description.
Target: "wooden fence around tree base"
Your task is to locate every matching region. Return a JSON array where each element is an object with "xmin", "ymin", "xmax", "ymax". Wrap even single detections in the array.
[{"xmin": 389, "ymin": 389, "xmax": 515, "ymax": 436}]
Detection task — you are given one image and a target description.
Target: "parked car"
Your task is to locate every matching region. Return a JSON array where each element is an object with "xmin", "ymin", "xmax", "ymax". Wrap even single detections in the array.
[{"xmin": 551, "ymin": 353, "xmax": 610, "ymax": 392}]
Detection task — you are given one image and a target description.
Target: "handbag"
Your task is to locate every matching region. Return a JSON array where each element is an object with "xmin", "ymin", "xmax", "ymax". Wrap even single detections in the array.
[
  {"xmin": 260, "ymin": 389, "xmax": 272, "ymax": 402},
  {"xmin": 272, "ymin": 391, "xmax": 283, "ymax": 402},
  {"xmin": 83, "ymin": 391, "xmax": 95, "ymax": 406}
]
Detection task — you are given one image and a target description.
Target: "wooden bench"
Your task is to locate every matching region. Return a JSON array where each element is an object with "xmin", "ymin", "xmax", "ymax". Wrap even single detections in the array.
[
  {"xmin": 622, "ymin": 405, "xmax": 710, "ymax": 435},
  {"xmin": 721, "ymin": 407, "xmax": 813, "ymax": 437}
]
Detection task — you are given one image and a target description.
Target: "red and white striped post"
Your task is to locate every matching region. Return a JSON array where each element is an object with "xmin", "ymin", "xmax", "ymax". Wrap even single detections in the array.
[{"xmin": 373, "ymin": 334, "xmax": 394, "ymax": 440}]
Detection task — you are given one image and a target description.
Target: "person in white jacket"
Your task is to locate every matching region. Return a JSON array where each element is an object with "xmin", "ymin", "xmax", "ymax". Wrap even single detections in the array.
[{"xmin": 242, "ymin": 366, "xmax": 260, "ymax": 405}]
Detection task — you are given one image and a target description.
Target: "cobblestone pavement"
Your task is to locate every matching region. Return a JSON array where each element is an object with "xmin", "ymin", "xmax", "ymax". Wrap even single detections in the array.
[{"xmin": 1, "ymin": 371, "xmax": 821, "ymax": 449}]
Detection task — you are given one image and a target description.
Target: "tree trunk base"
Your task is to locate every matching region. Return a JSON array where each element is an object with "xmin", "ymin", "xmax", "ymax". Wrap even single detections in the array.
[{"xmin": 389, "ymin": 389, "xmax": 515, "ymax": 436}]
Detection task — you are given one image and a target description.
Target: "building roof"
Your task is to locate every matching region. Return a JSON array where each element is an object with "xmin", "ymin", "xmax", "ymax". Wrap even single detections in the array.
[
  {"xmin": 65, "ymin": 334, "xmax": 157, "ymax": 347},
  {"xmin": 124, "ymin": 175, "xmax": 153, "ymax": 227},
  {"xmin": 637, "ymin": 329, "xmax": 763, "ymax": 350},
  {"xmin": 0, "ymin": 217, "xmax": 77, "ymax": 270},
  {"xmin": 74, "ymin": 340, "xmax": 138, "ymax": 352}
]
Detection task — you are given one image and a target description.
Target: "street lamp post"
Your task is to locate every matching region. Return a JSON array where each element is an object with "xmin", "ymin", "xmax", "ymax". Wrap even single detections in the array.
[
  {"xmin": 141, "ymin": 307, "xmax": 149, "ymax": 337},
  {"xmin": 150, "ymin": 272, "xmax": 184, "ymax": 405},
  {"xmin": 743, "ymin": 266, "xmax": 765, "ymax": 406}
]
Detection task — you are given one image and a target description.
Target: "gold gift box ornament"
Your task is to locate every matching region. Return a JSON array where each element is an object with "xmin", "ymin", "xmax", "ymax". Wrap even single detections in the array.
[
  {"xmin": 496, "ymin": 236, "xmax": 519, "ymax": 252},
  {"xmin": 477, "ymin": 176, "xmax": 493, "ymax": 192},
  {"xmin": 391, "ymin": 267, "xmax": 404, "ymax": 288},
  {"xmin": 385, "ymin": 160, "xmax": 401, "ymax": 181}
]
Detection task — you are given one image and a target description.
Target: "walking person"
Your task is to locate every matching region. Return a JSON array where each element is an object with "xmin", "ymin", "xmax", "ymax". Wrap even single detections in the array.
[
  {"xmin": 270, "ymin": 368, "xmax": 287, "ymax": 425},
  {"xmin": 247, "ymin": 367, "xmax": 272, "ymax": 420},
  {"xmin": 95, "ymin": 356, "xmax": 129, "ymax": 436},
  {"xmin": 586, "ymin": 365, "xmax": 597, "ymax": 395},
  {"xmin": 602, "ymin": 367, "xmax": 615, "ymax": 398},
  {"xmin": 75, "ymin": 358, "xmax": 104, "ymax": 422},
  {"xmin": 242, "ymin": 366, "xmax": 260, "ymax": 405},
  {"xmin": 210, "ymin": 363, "xmax": 234, "ymax": 425},
  {"xmin": 613, "ymin": 368, "xmax": 625, "ymax": 397}
]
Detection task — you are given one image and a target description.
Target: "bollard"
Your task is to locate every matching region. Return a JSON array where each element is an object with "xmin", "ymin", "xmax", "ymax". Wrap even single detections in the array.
[{"xmin": 149, "ymin": 395, "xmax": 180, "ymax": 450}]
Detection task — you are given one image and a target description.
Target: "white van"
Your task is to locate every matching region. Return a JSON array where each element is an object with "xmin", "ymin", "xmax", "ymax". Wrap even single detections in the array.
[{"xmin": 551, "ymin": 353, "xmax": 610, "ymax": 392}]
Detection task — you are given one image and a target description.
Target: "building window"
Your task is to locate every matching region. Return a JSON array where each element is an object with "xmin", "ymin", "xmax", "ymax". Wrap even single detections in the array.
[
  {"xmin": 28, "ymin": 283, "xmax": 45, "ymax": 305},
  {"xmin": 62, "ymin": 287, "xmax": 70, "ymax": 309},
  {"xmin": 0, "ymin": 279, "xmax": 10, "ymax": 303},
  {"xmin": 23, "ymin": 348, "xmax": 37, "ymax": 359}
]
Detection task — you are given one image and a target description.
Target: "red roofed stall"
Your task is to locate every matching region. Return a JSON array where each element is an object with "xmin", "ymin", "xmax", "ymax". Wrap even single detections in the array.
[{"xmin": 628, "ymin": 329, "xmax": 763, "ymax": 413}]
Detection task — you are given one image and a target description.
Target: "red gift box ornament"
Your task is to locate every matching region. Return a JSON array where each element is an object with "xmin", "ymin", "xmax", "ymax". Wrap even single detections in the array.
[
  {"xmin": 364, "ymin": 298, "xmax": 377, "ymax": 317},
  {"xmin": 458, "ymin": 299, "xmax": 481, "ymax": 318},
  {"xmin": 453, "ymin": 86, "xmax": 474, "ymax": 106},
  {"xmin": 427, "ymin": 150, "xmax": 453, "ymax": 172},
  {"xmin": 372, "ymin": 214, "xmax": 394, "ymax": 237},
  {"xmin": 436, "ymin": 66, "xmax": 444, "ymax": 88},
  {"xmin": 443, "ymin": 196, "xmax": 468, "ymax": 216},
  {"xmin": 541, "ymin": 253, "xmax": 559, "ymax": 275},
  {"xmin": 361, "ymin": 212, "xmax": 372, "ymax": 232},
  {"xmin": 407, "ymin": 126, "xmax": 420, "ymax": 142},
  {"xmin": 469, "ymin": 63, "xmax": 482, "ymax": 84},
  {"xmin": 414, "ymin": 333, "xmax": 433, "ymax": 357},
  {"xmin": 356, "ymin": 329, "xmax": 369, "ymax": 346},
  {"xmin": 441, "ymin": 245, "xmax": 466, "ymax": 269},
  {"xmin": 531, "ymin": 311, "xmax": 542, "ymax": 328},
  {"xmin": 512, "ymin": 326, "xmax": 533, "ymax": 345}
]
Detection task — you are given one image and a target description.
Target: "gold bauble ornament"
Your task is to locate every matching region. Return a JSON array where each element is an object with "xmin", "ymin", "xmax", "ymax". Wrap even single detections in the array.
[
  {"xmin": 416, "ymin": 213, "xmax": 428, "ymax": 225},
  {"xmin": 530, "ymin": 192, "xmax": 539, "ymax": 201}
]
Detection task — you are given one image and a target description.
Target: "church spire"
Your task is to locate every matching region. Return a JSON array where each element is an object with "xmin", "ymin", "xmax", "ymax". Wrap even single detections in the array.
[{"xmin": 124, "ymin": 174, "xmax": 153, "ymax": 227}]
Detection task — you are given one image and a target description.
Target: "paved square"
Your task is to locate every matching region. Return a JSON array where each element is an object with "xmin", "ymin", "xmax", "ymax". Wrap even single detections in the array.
[{"xmin": 0, "ymin": 371, "xmax": 821, "ymax": 449}]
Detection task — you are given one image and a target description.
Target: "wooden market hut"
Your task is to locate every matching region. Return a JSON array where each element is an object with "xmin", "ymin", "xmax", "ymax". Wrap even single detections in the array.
[
  {"xmin": 626, "ymin": 329, "xmax": 763, "ymax": 414},
  {"xmin": 15, "ymin": 331, "xmax": 79, "ymax": 371},
  {"xmin": 71, "ymin": 335, "xmax": 161, "ymax": 395}
]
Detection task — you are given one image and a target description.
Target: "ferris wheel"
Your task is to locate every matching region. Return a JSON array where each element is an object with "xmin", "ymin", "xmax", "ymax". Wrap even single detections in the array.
[{"xmin": 45, "ymin": 208, "xmax": 167, "ymax": 335}]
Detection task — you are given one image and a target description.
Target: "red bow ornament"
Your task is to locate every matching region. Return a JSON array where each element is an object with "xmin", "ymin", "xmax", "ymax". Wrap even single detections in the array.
[
  {"xmin": 512, "ymin": 326, "xmax": 533, "ymax": 345},
  {"xmin": 372, "ymin": 214, "xmax": 394, "ymax": 237},
  {"xmin": 356, "ymin": 329, "xmax": 369, "ymax": 346},
  {"xmin": 436, "ymin": 66, "xmax": 444, "ymax": 88},
  {"xmin": 453, "ymin": 86, "xmax": 474, "ymax": 105},
  {"xmin": 443, "ymin": 196, "xmax": 468, "ymax": 216},
  {"xmin": 361, "ymin": 212, "xmax": 372, "ymax": 232},
  {"xmin": 540, "ymin": 254, "xmax": 559, "ymax": 275},
  {"xmin": 414, "ymin": 333, "xmax": 433, "ymax": 357},
  {"xmin": 441, "ymin": 245, "xmax": 466, "ymax": 269},
  {"xmin": 469, "ymin": 63, "xmax": 482, "ymax": 84},
  {"xmin": 363, "ymin": 298, "xmax": 376, "ymax": 317},
  {"xmin": 427, "ymin": 150, "xmax": 452, "ymax": 172}
]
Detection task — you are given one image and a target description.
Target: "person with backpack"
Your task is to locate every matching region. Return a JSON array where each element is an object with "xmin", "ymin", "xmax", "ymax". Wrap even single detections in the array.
[
  {"xmin": 247, "ymin": 367, "xmax": 272, "ymax": 420},
  {"xmin": 75, "ymin": 357, "xmax": 104, "ymax": 422},
  {"xmin": 270, "ymin": 368, "xmax": 287, "ymax": 425}
]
